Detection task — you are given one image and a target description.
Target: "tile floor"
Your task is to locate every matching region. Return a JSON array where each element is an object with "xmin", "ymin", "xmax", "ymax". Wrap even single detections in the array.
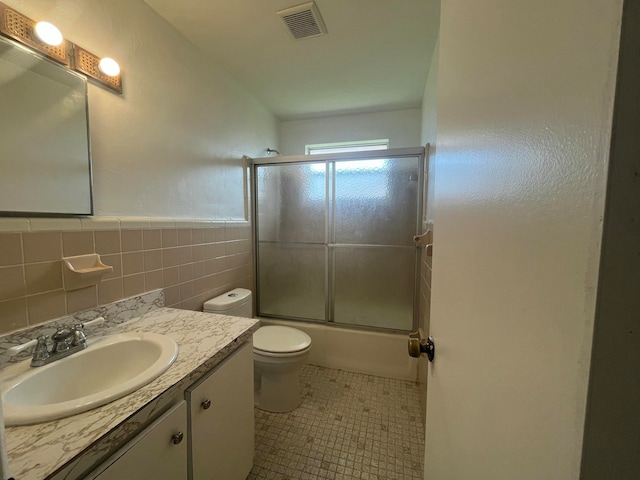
[{"xmin": 247, "ymin": 365, "xmax": 425, "ymax": 480}]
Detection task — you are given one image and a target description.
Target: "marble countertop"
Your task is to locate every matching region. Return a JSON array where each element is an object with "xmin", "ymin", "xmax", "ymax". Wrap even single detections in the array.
[{"xmin": 4, "ymin": 307, "xmax": 260, "ymax": 480}]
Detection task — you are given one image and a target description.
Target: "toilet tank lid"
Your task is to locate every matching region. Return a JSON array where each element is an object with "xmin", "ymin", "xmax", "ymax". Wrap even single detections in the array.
[
  {"xmin": 253, "ymin": 326, "xmax": 311, "ymax": 353},
  {"xmin": 203, "ymin": 288, "xmax": 252, "ymax": 310}
]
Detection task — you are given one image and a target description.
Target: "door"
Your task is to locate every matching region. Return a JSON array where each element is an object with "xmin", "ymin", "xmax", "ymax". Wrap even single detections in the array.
[
  {"xmin": 331, "ymin": 156, "xmax": 419, "ymax": 330},
  {"xmin": 185, "ymin": 342, "xmax": 254, "ymax": 480},
  {"xmin": 423, "ymin": 1, "xmax": 621, "ymax": 479},
  {"xmin": 90, "ymin": 401, "xmax": 187, "ymax": 480}
]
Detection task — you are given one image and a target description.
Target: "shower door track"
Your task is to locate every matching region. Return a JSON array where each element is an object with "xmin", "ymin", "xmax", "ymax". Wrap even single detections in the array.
[
  {"xmin": 251, "ymin": 147, "xmax": 425, "ymax": 334},
  {"xmin": 251, "ymin": 147, "xmax": 425, "ymax": 166}
]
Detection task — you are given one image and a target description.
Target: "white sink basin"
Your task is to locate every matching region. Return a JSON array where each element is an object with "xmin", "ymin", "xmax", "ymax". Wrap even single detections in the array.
[{"xmin": 1, "ymin": 332, "xmax": 179, "ymax": 426}]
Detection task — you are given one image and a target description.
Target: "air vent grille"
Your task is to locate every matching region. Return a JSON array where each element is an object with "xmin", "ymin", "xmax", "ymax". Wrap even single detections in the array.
[{"xmin": 277, "ymin": 1, "xmax": 327, "ymax": 40}]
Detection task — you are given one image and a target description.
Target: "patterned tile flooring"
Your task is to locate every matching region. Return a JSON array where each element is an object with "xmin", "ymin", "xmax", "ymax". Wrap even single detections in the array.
[{"xmin": 247, "ymin": 365, "xmax": 425, "ymax": 480}]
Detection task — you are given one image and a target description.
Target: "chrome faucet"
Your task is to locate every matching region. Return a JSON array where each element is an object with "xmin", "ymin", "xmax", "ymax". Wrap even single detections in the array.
[
  {"xmin": 30, "ymin": 324, "xmax": 88, "ymax": 367},
  {"xmin": 6, "ymin": 316, "xmax": 105, "ymax": 366}
]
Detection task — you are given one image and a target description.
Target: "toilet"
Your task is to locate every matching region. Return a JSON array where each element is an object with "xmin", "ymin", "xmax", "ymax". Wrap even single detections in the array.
[{"xmin": 203, "ymin": 288, "xmax": 312, "ymax": 413}]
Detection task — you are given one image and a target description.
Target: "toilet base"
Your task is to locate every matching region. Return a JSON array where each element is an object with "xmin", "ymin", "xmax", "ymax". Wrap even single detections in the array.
[
  {"xmin": 254, "ymin": 350, "xmax": 309, "ymax": 413},
  {"xmin": 254, "ymin": 371, "xmax": 302, "ymax": 413}
]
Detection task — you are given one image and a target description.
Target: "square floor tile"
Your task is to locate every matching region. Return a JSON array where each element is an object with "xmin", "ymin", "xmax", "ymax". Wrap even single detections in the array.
[{"xmin": 250, "ymin": 365, "xmax": 425, "ymax": 480}]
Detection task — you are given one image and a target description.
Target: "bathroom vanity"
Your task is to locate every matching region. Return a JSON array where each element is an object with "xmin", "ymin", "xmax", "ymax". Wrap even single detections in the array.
[{"xmin": 2, "ymin": 306, "xmax": 259, "ymax": 480}]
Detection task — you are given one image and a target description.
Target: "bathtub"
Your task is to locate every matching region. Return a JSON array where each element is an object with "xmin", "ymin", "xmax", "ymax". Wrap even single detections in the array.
[{"xmin": 257, "ymin": 318, "xmax": 418, "ymax": 382}]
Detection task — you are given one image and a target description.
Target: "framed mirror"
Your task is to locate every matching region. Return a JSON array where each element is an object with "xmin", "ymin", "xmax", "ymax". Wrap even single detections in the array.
[{"xmin": 0, "ymin": 35, "xmax": 92, "ymax": 216}]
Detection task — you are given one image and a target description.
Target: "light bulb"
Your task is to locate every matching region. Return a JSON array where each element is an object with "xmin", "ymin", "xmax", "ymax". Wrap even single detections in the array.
[
  {"xmin": 33, "ymin": 21, "xmax": 63, "ymax": 46},
  {"xmin": 98, "ymin": 57, "xmax": 120, "ymax": 76}
]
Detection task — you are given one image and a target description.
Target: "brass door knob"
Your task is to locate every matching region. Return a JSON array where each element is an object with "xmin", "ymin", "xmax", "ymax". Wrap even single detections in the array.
[{"xmin": 408, "ymin": 336, "xmax": 435, "ymax": 362}]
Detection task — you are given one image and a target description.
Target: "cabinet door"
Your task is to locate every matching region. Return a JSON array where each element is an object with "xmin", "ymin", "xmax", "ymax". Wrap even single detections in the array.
[
  {"xmin": 91, "ymin": 401, "xmax": 187, "ymax": 480},
  {"xmin": 186, "ymin": 341, "xmax": 254, "ymax": 480}
]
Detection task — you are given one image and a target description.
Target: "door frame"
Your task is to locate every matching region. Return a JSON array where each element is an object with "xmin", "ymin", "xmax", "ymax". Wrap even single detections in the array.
[{"xmin": 250, "ymin": 146, "xmax": 425, "ymax": 334}]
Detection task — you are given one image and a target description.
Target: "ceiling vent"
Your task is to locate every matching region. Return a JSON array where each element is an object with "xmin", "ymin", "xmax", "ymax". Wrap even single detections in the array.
[{"xmin": 277, "ymin": 1, "xmax": 327, "ymax": 41}]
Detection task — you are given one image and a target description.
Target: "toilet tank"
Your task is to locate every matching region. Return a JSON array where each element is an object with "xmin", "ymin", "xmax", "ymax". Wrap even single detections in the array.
[{"xmin": 203, "ymin": 288, "xmax": 252, "ymax": 318}]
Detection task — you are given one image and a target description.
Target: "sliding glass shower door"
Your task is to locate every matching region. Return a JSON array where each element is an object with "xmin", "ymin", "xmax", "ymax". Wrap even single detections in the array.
[
  {"xmin": 256, "ymin": 162, "xmax": 327, "ymax": 321},
  {"xmin": 254, "ymin": 148, "xmax": 423, "ymax": 332}
]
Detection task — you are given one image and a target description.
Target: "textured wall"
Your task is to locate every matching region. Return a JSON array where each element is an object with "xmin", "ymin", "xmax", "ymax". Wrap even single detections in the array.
[
  {"xmin": 0, "ymin": 0, "xmax": 273, "ymax": 332},
  {"xmin": 2, "ymin": 0, "xmax": 277, "ymax": 219},
  {"xmin": 424, "ymin": 0, "xmax": 622, "ymax": 478},
  {"xmin": 279, "ymin": 109, "xmax": 422, "ymax": 155}
]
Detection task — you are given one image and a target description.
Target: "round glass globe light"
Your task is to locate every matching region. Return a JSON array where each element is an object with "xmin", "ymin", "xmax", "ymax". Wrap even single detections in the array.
[
  {"xmin": 34, "ymin": 22, "xmax": 63, "ymax": 46},
  {"xmin": 98, "ymin": 57, "xmax": 120, "ymax": 77}
]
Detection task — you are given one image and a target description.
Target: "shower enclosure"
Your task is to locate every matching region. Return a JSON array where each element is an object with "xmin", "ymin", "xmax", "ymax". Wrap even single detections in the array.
[{"xmin": 253, "ymin": 147, "xmax": 424, "ymax": 332}]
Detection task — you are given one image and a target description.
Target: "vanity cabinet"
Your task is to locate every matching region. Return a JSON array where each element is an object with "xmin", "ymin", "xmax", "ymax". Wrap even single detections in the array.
[
  {"xmin": 185, "ymin": 341, "xmax": 254, "ymax": 480},
  {"xmin": 84, "ymin": 342, "xmax": 254, "ymax": 480},
  {"xmin": 90, "ymin": 401, "xmax": 188, "ymax": 480}
]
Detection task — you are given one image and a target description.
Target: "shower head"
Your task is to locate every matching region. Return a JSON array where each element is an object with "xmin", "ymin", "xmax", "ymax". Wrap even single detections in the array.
[{"xmin": 266, "ymin": 148, "xmax": 280, "ymax": 155}]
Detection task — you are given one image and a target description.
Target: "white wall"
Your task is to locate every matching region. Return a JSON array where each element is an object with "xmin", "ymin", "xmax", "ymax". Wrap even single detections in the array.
[
  {"xmin": 420, "ymin": 40, "xmax": 439, "ymax": 150},
  {"xmin": 3, "ymin": 0, "xmax": 278, "ymax": 220},
  {"xmin": 425, "ymin": 1, "xmax": 622, "ymax": 479},
  {"xmin": 279, "ymin": 108, "xmax": 422, "ymax": 155}
]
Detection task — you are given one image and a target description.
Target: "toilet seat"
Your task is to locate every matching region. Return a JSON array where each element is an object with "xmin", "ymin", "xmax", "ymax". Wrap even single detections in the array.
[
  {"xmin": 253, "ymin": 326, "xmax": 311, "ymax": 354},
  {"xmin": 254, "ymin": 345, "xmax": 312, "ymax": 359}
]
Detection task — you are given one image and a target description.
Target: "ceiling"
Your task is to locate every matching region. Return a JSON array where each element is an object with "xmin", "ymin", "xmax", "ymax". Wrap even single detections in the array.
[{"xmin": 144, "ymin": 0, "xmax": 440, "ymax": 121}]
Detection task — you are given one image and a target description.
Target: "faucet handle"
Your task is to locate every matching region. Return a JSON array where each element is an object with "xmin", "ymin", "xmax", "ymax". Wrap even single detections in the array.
[
  {"xmin": 31, "ymin": 335, "xmax": 50, "ymax": 366},
  {"xmin": 70, "ymin": 324, "xmax": 87, "ymax": 347},
  {"xmin": 82, "ymin": 316, "xmax": 105, "ymax": 328}
]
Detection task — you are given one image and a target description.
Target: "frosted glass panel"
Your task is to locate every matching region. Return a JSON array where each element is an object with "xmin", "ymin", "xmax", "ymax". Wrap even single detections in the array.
[
  {"xmin": 333, "ymin": 246, "xmax": 414, "ymax": 330},
  {"xmin": 256, "ymin": 163, "xmax": 325, "ymax": 243},
  {"xmin": 333, "ymin": 157, "xmax": 419, "ymax": 246},
  {"xmin": 258, "ymin": 243, "xmax": 325, "ymax": 321},
  {"xmin": 254, "ymin": 152, "xmax": 421, "ymax": 331}
]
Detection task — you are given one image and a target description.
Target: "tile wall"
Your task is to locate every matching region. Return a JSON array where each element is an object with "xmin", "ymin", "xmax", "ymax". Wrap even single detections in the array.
[{"xmin": 0, "ymin": 219, "xmax": 252, "ymax": 335}]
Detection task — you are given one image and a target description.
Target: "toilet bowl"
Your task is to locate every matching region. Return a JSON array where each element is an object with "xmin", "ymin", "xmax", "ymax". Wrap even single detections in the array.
[
  {"xmin": 253, "ymin": 325, "xmax": 311, "ymax": 413},
  {"xmin": 203, "ymin": 289, "xmax": 312, "ymax": 413}
]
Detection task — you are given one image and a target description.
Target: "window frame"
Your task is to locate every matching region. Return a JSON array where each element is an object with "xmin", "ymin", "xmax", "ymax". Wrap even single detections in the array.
[{"xmin": 305, "ymin": 139, "xmax": 389, "ymax": 155}]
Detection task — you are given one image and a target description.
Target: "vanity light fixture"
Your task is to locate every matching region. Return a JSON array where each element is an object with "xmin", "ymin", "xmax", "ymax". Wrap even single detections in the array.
[
  {"xmin": 98, "ymin": 57, "xmax": 120, "ymax": 77},
  {"xmin": 33, "ymin": 21, "xmax": 63, "ymax": 46},
  {"xmin": 73, "ymin": 46, "xmax": 123, "ymax": 94},
  {"xmin": 0, "ymin": 1, "xmax": 123, "ymax": 94},
  {"xmin": 0, "ymin": 2, "xmax": 69, "ymax": 65}
]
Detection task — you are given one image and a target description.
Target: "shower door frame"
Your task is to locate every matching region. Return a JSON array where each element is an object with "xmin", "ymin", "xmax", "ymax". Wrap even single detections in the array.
[{"xmin": 251, "ymin": 146, "xmax": 425, "ymax": 334}]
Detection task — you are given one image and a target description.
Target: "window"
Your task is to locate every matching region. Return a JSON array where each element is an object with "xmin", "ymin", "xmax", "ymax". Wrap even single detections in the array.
[
  {"xmin": 305, "ymin": 139, "xmax": 389, "ymax": 155},
  {"xmin": 304, "ymin": 140, "xmax": 391, "ymax": 200}
]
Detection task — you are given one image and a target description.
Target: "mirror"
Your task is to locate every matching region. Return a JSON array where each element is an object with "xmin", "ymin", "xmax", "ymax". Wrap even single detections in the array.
[{"xmin": 0, "ymin": 35, "xmax": 92, "ymax": 216}]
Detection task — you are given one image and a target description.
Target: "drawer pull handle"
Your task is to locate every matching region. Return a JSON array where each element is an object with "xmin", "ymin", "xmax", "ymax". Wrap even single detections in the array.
[
  {"xmin": 171, "ymin": 431, "xmax": 184, "ymax": 445},
  {"xmin": 201, "ymin": 399, "xmax": 212, "ymax": 410}
]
